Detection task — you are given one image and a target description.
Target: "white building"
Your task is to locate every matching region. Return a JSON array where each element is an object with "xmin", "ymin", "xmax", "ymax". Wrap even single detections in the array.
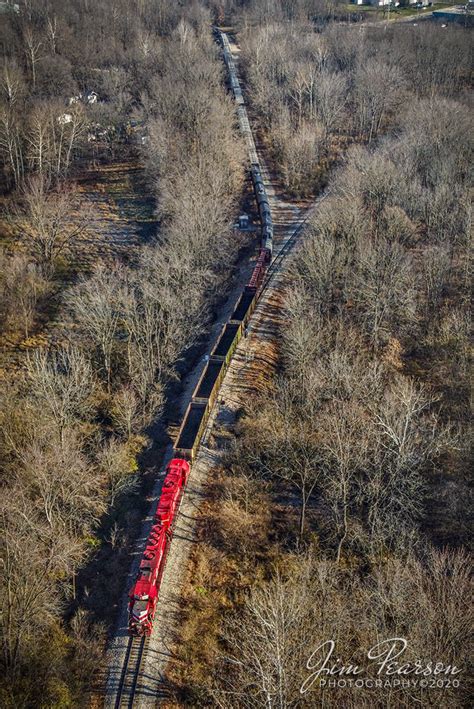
[{"xmin": 351, "ymin": 0, "xmax": 427, "ymax": 5}]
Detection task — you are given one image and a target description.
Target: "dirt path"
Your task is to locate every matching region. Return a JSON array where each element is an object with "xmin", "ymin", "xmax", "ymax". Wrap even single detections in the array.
[{"xmin": 103, "ymin": 34, "xmax": 320, "ymax": 708}]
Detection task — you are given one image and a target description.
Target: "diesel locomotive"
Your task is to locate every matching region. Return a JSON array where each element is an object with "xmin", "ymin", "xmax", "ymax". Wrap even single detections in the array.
[{"xmin": 128, "ymin": 30, "xmax": 274, "ymax": 636}]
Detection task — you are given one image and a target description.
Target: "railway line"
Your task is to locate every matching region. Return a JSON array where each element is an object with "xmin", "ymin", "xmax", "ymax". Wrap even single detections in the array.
[
  {"xmin": 114, "ymin": 637, "xmax": 149, "ymax": 709},
  {"xmin": 105, "ymin": 28, "xmax": 319, "ymax": 708},
  {"xmin": 261, "ymin": 200, "xmax": 322, "ymax": 297}
]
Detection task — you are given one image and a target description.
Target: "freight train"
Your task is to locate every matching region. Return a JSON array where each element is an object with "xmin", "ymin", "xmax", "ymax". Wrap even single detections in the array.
[
  {"xmin": 128, "ymin": 458, "xmax": 190, "ymax": 635},
  {"xmin": 220, "ymin": 32, "xmax": 273, "ymax": 261},
  {"xmin": 174, "ymin": 30, "xmax": 274, "ymax": 461},
  {"xmin": 127, "ymin": 30, "xmax": 273, "ymax": 636}
]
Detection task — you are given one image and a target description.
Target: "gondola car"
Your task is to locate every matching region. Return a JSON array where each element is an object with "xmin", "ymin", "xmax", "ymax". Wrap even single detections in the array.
[{"xmin": 128, "ymin": 31, "xmax": 275, "ymax": 638}]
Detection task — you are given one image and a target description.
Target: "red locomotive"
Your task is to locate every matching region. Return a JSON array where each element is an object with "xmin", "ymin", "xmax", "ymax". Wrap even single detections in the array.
[
  {"xmin": 128, "ymin": 32, "xmax": 274, "ymax": 640},
  {"xmin": 128, "ymin": 458, "xmax": 190, "ymax": 636}
]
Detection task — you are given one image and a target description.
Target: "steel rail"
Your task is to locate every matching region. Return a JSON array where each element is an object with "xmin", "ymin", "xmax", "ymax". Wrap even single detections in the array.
[
  {"xmin": 114, "ymin": 636, "xmax": 149, "ymax": 709},
  {"xmin": 111, "ymin": 30, "xmax": 321, "ymax": 709},
  {"xmin": 258, "ymin": 195, "xmax": 327, "ymax": 299}
]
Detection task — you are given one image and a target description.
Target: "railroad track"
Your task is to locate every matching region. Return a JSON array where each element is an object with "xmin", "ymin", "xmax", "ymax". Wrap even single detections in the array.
[
  {"xmin": 114, "ymin": 636, "xmax": 149, "ymax": 709},
  {"xmin": 107, "ymin": 31, "xmax": 325, "ymax": 709},
  {"xmin": 260, "ymin": 195, "xmax": 326, "ymax": 297}
]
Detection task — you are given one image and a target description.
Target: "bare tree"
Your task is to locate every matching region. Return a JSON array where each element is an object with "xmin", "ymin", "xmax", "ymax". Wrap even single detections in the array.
[
  {"xmin": 289, "ymin": 228, "xmax": 341, "ymax": 318},
  {"xmin": 218, "ymin": 563, "xmax": 316, "ymax": 708},
  {"xmin": 97, "ymin": 438, "xmax": 138, "ymax": 505},
  {"xmin": 19, "ymin": 430, "xmax": 104, "ymax": 534},
  {"xmin": 351, "ymin": 237, "xmax": 417, "ymax": 349},
  {"xmin": 319, "ymin": 400, "xmax": 368, "ymax": 563},
  {"xmin": 0, "ymin": 103, "xmax": 24, "ymax": 186},
  {"xmin": 354, "ymin": 59, "xmax": 404, "ymax": 144},
  {"xmin": 281, "ymin": 292, "xmax": 322, "ymax": 385},
  {"xmin": 0, "ymin": 60, "xmax": 26, "ymax": 106},
  {"xmin": 110, "ymin": 385, "xmax": 141, "ymax": 440},
  {"xmin": 244, "ymin": 378, "xmax": 321, "ymax": 539},
  {"xmin": 67, "ymin": 263, "xmax": 125, "ymax": 389},
  {"xmin": 0, "ymin": 252, "xmax": 46, "ymax": 337},
  {"xmin": 26, "ymin": 346, "xmax": 95, "ymax": 445},
  {"xmin": 420, "ymin": 245, "xmax": 451, "ymax": 319},
  {"xmin": 368, "ymin": 547, "xmax": 472, "ymax": 707},
  {"xmin": 313, "ymin": 68, "xmax": 347, "ymax": 136},
  {"xmin": 288, "ymin": 64, "xmax": 308, "ymax": 128},
  {"xmin": 46, "ymin": 14, "xmax": 59, "ymax": 55},
  {"xmin": 365, "ymin": 376, "xmax": 446, "ymax": 551},
  {"xmin": 123, "ymin": 276, "xmax": 169, "ymax": 422},
  {"xmin": 26, "ymin": 101, "xmax": 86, "ymax": 179},
  {"xmin": 14, "ymin": 176, "xmax": 89, "ymax": 276},
  {"xmin": 0, "ymin": 491, "xmax": 81, "ymax": 675},
  {"xmin": 273, "ymin": 114, "xmax": 324, "ymax": 196},
  {"xmin": 22, "ymin": 26, "xmax": 43, "ymax": 89}
]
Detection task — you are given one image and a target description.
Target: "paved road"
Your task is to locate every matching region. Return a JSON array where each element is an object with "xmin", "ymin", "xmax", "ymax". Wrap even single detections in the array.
[{"xmin": 351, "ymin": 5, "xmax": 463, "ymax": 27}]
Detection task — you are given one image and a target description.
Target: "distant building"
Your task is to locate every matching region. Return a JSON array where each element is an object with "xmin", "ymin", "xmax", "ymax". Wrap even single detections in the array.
[
  {"xmin": 351, "ymin": 0, "xmax": 393, "ymax": 6},
  {"xmin": 351, "ymin": 0, "xmax": 429, "ymax": 5},
  {"xmin": 351, "ymin": 0, "xmax": 391, "ymax": 5}
]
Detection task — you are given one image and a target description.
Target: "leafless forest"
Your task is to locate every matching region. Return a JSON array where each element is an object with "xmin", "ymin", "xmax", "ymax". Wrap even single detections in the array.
[
  {"xmin": 168, "ymin": 3, "xmax": 472, "ymax": 709},
  {"xmin": 0, "ymin": 0, "xmax": 472, "ymax": 707},
  {"xmin": 0, "ymin": 1, "xmax": 246, "ymax": 705}
]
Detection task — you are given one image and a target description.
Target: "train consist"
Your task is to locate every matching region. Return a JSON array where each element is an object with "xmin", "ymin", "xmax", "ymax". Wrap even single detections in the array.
[
  {"xmin": 128, "ymin": 459, "xmax": 190, "ymax": 635},
  {"xmin": 220, "ymin": 32, "xmax": 273, "ymax": 262},
  {"xmin": 127, "ymin": 31, "xmax": 273, "ymax": 635},
  {"xmin": 174, "ymin": 31, "xmax": 274, "ymax": 460}
]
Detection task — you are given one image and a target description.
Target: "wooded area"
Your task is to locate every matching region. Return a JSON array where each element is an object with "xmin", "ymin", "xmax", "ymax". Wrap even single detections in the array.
[
  {"xmin": 171, "ymin": 4, "xmax": 472, "ymax": 708},
  {"xmin": 0, "ymin": 2, "xmax": 245, "ymax": 705},
  {"xmin": 0, "ymin": 0, "xmax": 471, "ymax": 706}
]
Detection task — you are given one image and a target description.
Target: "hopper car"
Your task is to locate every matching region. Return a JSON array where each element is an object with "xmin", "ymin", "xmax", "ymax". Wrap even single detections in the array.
[{"xmin": 128, "ymin": 30, "xmax": 275, "ymax": 637}]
